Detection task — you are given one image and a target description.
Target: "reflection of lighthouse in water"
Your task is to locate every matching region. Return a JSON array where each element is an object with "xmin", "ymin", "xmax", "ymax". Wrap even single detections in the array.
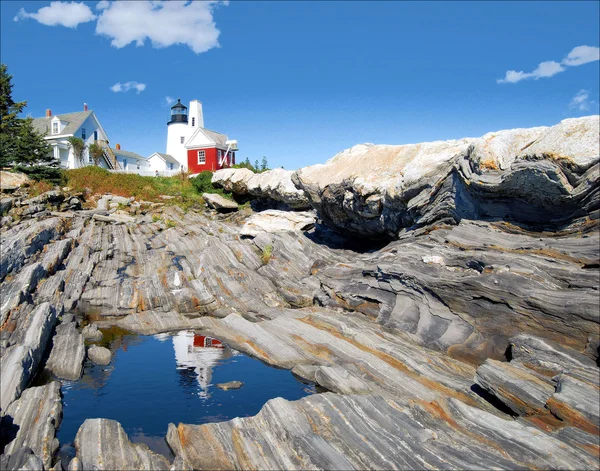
[{"xmin": 172, "ymin": 331, "xmax": 238, "ymax": 398}]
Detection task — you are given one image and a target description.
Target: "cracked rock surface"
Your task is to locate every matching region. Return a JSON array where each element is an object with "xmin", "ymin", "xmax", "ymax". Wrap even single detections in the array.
[{"xmin": 0, "ymin": 117, "xmax": 598, "ymax": 470}]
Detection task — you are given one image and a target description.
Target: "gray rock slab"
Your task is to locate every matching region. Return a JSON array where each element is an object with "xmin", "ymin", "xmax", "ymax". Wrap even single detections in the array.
[
  {"xmin": 475, "ymin": 359, "xmax": 555, "ymax": 416},
  {"xmin": 2, "ymin": 382, "xmax": 62, "ymax": 470},
  {"xmin": 0, "ymin": 303, "xmax": 58, "ymax": 411},
  {"xmin": 74, "ymin": 419, "xmax": 170, "ymax": 470},
  {"xmin": 202, "ymin": 193, "xmax": 238, "ymax": 211},
  {"xmin": 45, "ymin": 321, "xmax": 85, "ymax": 381}
]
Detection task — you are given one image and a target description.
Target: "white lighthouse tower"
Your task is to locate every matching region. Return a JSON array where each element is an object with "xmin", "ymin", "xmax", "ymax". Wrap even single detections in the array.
[{"xmin": 166, "ymin": 99, "xmax": 189, "ymax": 169}]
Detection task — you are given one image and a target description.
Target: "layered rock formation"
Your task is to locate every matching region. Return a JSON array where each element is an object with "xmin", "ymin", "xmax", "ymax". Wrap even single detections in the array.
[
  {"xmin": 293, "ymin": 116, "xmax": 599, "ymax": 238},
  {"xmin": 0, "ymin": 117, "xmax": 598, "ymax": 470},
  {"xmin": 212, "ymin": 168, "xmax": 310, "ymax": 209}
]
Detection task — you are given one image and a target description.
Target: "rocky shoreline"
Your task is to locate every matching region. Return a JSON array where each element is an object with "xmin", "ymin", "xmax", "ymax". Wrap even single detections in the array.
[{"xmin": 1, "ymin": 116, "xmax": 598, "ymax": 470}]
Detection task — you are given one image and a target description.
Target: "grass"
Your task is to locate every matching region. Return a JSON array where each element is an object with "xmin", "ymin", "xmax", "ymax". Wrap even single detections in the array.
[
  {"xmin": 261, "ymin": 244, "xmax": 273, "ymax": 265},
  {"xmin": 28, "ymin": 180, "xmax": 54, "ymax": 197},
  {"xmin": 66, "ymin": 166, "xmax": 206, "ymax": 204}
]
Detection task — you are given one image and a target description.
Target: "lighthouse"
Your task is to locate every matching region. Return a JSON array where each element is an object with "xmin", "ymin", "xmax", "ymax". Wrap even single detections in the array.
[{"xmin": 165, "ymin": 98, "xmax": 238, "ymax": 173}]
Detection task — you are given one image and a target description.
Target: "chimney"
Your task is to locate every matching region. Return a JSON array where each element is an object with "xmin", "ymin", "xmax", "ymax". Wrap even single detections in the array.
[
  {"xmin": 116, "ymin": 143, "xmax": 121, "ymax": 150},
  {"xmin": 46, "ymin": 109, "xmax": 52, "ymax": 117},
  {"xmin": 84, "ymin": 103, "xmax": 88, "ymax": 111}
]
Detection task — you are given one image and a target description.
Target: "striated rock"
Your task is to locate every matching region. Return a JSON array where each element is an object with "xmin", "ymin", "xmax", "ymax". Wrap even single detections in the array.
[
  {"xmin": 2, "ymin": 382, "xmax": 62, "ymax": 470},
  {"xmin": 474, "ymin": 359, "xmax": 554, "ymax": 416},
  {"xmin": 0, "ymin": 303, "xmax": 59, "ymax": 411},
  {"xmin": 546, "ymin": 373, "xmax": 600, "ymax": 435},
  {"xmin": 0, "ymin": 171, "xmax": 31, "ymax": 191},
  {"xmin": 212, "ymin": 168, "xmax": 311, "ymax": 209},
  {"xmin": 240, "ymin": 210, "xmax": 316, "ymax": 237},
  {"xmin": 45, "ymin": 321, "xmax": 85, "ymax": 381},
  {"xmin": 202, "ymin": 193, "xmax": 238, "ymax": 211},
  {"xmin": 0, "ymin": 448, "xmax": 43, "ymax": 471},
  {"xmin": 167, "ymin": 392, "xmax": 598, "ymax": 470},
  {"xmin": 293, "ymin": 116, "xmax": 600, "ymax": 238},
  {"xmin": 74, "ymin": 419, "xmax": 170, "ymax": 470},
  {"xmin": 215, "ymin": 381, "xmax": 243, "ymax": 390},
  {"xmin": 87, "ymin": 345, "xmax": 111, "ymax": 365},
  {"xmin": 509, "ymin": 334, "xmax": 598, "ymax": 374}
]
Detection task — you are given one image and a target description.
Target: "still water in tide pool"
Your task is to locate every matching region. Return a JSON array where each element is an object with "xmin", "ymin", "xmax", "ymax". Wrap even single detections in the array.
[{"xmin": 58, "ymin": 330, "xmax": 315, "ymax": 458}]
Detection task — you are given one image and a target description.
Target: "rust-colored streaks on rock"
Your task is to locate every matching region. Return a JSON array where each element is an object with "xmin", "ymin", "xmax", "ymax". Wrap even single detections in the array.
[
  {"xmin": 300, "ymin": 315, "xmax": 478, "ymax": 407},
  {"xmin": 546, "ymin": 397, "xmax": 600, "ymax": 436}
]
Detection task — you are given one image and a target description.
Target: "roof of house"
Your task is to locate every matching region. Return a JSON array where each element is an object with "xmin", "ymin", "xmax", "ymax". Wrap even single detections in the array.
[
  {"xmin": 111, "ymin": 148, "xmax": 147, "ymax": 161},
  {"xmin": 184, "ymin": 126, "xmax": 229, "ymax": 148},
  {"xmin": 32, "ymin": 110, "xmax": 93, "ymax": 137},
  {"xmin": 150, "ymin": 152, "xmax": 181, "ymax": 165},
  {"xmin": 201, "ymin": 128, "xmax": 228, "ymax": 146}
]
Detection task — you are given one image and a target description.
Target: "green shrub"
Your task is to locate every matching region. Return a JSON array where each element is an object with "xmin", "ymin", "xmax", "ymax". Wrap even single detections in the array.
[
  {"xmin": 165, "ymin": 219, "xmax": 176, "ymax": 228},
  {"xmin": 14, "ymin": 165, "xmax": 65, "ymax": 185},
  {"xmin": 190, "ymin": 171, "xmax": 233, "ymax": 200}
]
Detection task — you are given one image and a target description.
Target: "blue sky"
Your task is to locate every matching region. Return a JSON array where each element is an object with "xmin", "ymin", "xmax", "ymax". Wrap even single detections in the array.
[{"xmin": 1, "ymin": 1, "xmax": 599, "ymax": 169}]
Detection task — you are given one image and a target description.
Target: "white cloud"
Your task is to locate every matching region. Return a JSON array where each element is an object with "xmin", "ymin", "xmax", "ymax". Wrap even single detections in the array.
[
  {"xmin": 95, "ymin": 1, "xmax": 224, "ymax": 54},
  {"xmin": 96, "ymin": 1, "xmax": 110, "ymax": 11},
  {"xmin": 498, "ymin": 45, "xmax": 599, "ymax": 84},
  {"xmin": 569, "ymin": 89, "xmax": 590, "ymax": 110},
  {"xmin": 562, "ymin": 45, "xmax": 600, "ymax": 66},
  {"xmin": 163, "ymin": 96, "xmax": 176, "ymax": 106},
  {"xmin": 110, "ymin": 81, "xmax": 146, "ymax": 94},
  {"xmin": 497, "ymin": 60, "xmax": 565, "ymax": 84},
  {"xmin": 14, "ymin": 1, "xmax": 96, "ymax": 28}
]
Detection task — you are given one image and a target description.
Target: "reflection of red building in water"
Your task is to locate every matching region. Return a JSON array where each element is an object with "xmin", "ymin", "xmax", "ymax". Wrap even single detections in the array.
[
  {"xmin": 172, "ymin": 331, "xmax": 237, "ymax": 398},
  {"xmin": 193, "ymin": 335, "xmax": 223, "ymax": 348}
]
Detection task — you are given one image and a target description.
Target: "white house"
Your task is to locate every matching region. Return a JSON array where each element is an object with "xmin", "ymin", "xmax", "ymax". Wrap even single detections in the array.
[
  {"xmin": 111, "ymin": 144, "xmax": 152, "ymax": 175},
  {"xmin": 147, "ymin": 152, "xmax": 183, "ymax": 175},
  {"xmin": 32, "ymin": 105, "xmax": 116, "ymax": 169}
]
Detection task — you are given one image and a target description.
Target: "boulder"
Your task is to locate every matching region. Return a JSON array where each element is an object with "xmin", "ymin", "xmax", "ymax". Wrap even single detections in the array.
[
  {"xmin": 215, "ymin": 381, "xmax": 243, "ymax": 390},
  {"xmin": 82, "ymin": 324, "xmax": 103, "ymax": 341},
  {"xmin": 213, "ymin": 168, "xmax": 310, "ymax": 209},
  {"xmin": 202, "ymin": 193, "xmax": 238, "ymax": 211},
  {"xmin": 74, "ymin": 419, "xmax": 170, "ymax": 470},
  {"xmin": 87, "ymin": 345, "xmax": 111, "ymax": 365},
  {"xmin": 292, "ymin": 116, "xmax": 599, "ymax": 238},
  {"xmin": 0, "ymin": 197, "xmax": 14, "ymax": 215},
  {"xmin": 0, "ymin": 171, "xmax": 31, "ymax": 191},
  {"xmin": 211, "ymin": 168, "xmax": 254, "ymax": 194},
  {"xmin": 240, "ymin": 210, "xmax": 316, "ymax": 237}
]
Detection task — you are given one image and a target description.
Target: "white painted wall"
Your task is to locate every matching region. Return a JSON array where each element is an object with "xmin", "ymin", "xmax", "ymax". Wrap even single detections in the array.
[
  {"xmin": 188, "ymin": 100, "xmax": 204, "ymax": 129},
  {"xmin": 166, "ymin": 122, "xmax": 190, "ymax": 170}
]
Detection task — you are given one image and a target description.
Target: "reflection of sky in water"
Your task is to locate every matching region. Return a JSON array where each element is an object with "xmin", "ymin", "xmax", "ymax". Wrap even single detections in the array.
[{"xmin": 58, "ymin": 330, "xmax": 314, "ymax": 459}]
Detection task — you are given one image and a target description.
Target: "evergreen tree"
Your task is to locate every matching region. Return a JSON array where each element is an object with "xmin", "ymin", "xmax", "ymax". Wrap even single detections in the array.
[
  {"xmin": 16, "ymin": 117, "xmax": 51, "ymax": 166},
  {"xmin": 1, "ymin": 63, "xmax": 58, "ymax": 179},
  {"xmin": 254, "ymin": 159, "xmax": 259, "ymax": 170},
  {"xmin": 0, "ymin": 64, "xmax": 26, "ymax": 167},
  {"xmin": 261, "ymin": 156, "xmax": 268, "ymax": 171}
]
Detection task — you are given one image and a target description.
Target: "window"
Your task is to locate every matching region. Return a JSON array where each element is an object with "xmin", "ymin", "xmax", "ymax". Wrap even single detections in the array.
[
  {"xmin": 123, "ymin": 158, "xmax": 127, "ymax": 170},
  {"xmin": 52, "ymin": 122, "xmax": 58, "ymax": 134},
  {"xmin": 137, "ymin": 160, "xmax": 140, "ymax": 169},
  {"xmin": 218, "ymin": 150, "xmax": 222, "ymax": 160},
  {"xmin": 192, "ymin": 117, "xmax": 195, "ymax": 126},
  {"xmin": 169, "ymin": 163, "xmax": 173, "ymax": 170},
  {"xmin": 197, "ymin": 150, "xmax": 206, "ymax": 164},
  {"xmin": 180, "ymin": 136, "xmax": 185, "ymax": 144},
  {"xmin": 81, "ymin": 128, "xmax": 86, "ymax": 140},
  {"xmin": 94, "ymin": 130, "xmax": 98, "ymax": 141}
]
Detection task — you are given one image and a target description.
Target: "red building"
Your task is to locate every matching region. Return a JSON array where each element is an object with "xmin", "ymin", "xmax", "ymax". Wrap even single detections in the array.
[{"xmin": 185, "ymin": 126, "xmax": 238, "ymax": 174}]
